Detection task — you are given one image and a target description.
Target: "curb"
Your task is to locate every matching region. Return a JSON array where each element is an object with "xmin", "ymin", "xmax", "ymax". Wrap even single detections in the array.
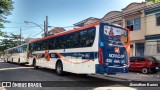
[{"xmin": 104, "ymin": 75, "xmax": 135, "ymax": 81}]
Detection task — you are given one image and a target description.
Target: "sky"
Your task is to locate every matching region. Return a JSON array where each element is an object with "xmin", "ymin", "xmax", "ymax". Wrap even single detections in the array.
[{"xmin": 1, "ymin": 0, "xmax": 145, "ymax": 39}]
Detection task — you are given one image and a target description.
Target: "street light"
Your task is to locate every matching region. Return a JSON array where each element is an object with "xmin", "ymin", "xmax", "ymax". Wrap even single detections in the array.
[{"xmin": 24, "ymin": 21, "xmax": 46, "ymax": 37}]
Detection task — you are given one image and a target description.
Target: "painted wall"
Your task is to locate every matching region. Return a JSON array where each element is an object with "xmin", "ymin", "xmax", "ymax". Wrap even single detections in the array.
[
  {"xmin": 123, "ymin": 13, "xmax": 146, "ymax": 41},
  {"xmin": 146, "ymin": 13, "xmax": 160, "ymax": 35}
]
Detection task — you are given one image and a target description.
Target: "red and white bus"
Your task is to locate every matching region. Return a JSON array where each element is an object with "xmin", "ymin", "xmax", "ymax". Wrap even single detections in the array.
[{"xmin": 28, "ymin": 22, "xmax": 130, "ymax": 75}]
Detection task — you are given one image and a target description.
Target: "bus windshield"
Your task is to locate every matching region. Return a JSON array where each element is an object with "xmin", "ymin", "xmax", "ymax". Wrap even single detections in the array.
[{"xmin": 103, "ymin": 25, "xmax": 128, "ymax": 43}]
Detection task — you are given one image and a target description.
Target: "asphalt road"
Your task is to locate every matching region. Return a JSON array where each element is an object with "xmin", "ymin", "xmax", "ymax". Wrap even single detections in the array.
[{"xmin": 0, "ymin": 60, "xmax": 160, "ymax": 90}]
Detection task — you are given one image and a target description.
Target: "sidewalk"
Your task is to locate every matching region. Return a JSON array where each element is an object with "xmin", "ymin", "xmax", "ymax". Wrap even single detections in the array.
[
  {"xmin": 105, "ymin": 72, "xmax": 160, "ymax": 81},
  {"xmin": 89, "ymin": 72, "xmax": 160, "ymax": 81}
]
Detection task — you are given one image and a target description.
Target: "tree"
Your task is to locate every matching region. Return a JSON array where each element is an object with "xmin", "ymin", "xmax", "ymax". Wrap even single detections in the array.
[
  {"xmin": 0, "ymin": 39, "xmax": 16, "ymax": 55},
  {"xmin": 0, "ymin": 33, "xmax": 24, "ymax": 55},
  {"xmin": 3, "ymin": 33, "xmax": 23, "ymax": 45},
  {"xmin": 146, "ymin": 0, "xmax": 160, "ymax": 3},
  {"xmin": 0, "ymin": 0, "xmax": 14, "ymax": 29}
]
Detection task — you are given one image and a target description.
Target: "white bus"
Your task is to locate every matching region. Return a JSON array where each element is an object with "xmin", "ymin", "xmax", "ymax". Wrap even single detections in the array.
[
  {"xmin": 4, "ymin": 43, "xmax": 29, "ymax": 64},
  {"xmin": 29, "ymin": 22, "xmax": 130, "ymax": 75}
]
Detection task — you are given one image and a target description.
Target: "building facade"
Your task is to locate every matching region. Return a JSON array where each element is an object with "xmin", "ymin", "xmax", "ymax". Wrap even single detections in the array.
[
  {"xmin": 144, "ymin": 3, "xmax": 160, "ymax": 59},
  {"xmin": 73, "ymin": 17, "xmax": 101, "ymax": 27},
  {"xmin": 74, "ymin": 2, "xmax": 160, "ymax": 58},
  {"xmin": 94, "ymin": 2, "xmax": 147, "ymax": 57},
  {"xmin": 41, "ymin": 27, "xmax": 66, "ymax": 37}
]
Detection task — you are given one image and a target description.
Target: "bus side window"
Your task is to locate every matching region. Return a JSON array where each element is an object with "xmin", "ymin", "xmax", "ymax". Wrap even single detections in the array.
[
  {"xmin": 55, "ymin": 37, "xmax": 61, "ymax": 49},
  {"xmin": 54, "ymin": 38, "xmax": 58, "ymax": 49},
  {"xmin": 41, "ymin": 40, "xmax": 48, "ymax": 50},
  {"xmin": 72, "ymin": 32, "xmax": 79, "ymax": 48},
  {"xmin": 37, "ymin": 42, "xmax": 42, "ymax": 51},
  {"xmin": 80, "ymin": 30, "xmax": 88, "ymax": 47},
  {"xmin": 48, "ymin": 38, "xmax": 55, "ymax": 50},
  {"xmin": 61, "ymin": 35, "xmax": 66, "ymax": 49},
  {"xmin": 34, "ymin": 42, "xmax": 39, "ymax": 51},
  {"xmin": 55, "ymin": 37, "xmax": 65, "ymax": 49},
  {"xmin": 24, "ymin": 45, "xmax": 27, "ymax": 52},
  {"xmin": 87, "ymin": 28, "xmax": 96, "ymax": 47},
  {"xmin": 66, "ymin": 34, "xmax": 73, "ymax": 48},
  {"xmin": 30, "ymin": 43, "xmax": 34, "ymax": 52}
]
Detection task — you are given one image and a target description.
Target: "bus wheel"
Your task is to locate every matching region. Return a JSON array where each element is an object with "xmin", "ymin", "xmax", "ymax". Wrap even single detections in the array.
[
  {"xmin": 18, "ymin": 59, "xmax": 21, "ymax": 65},
  {"xmin": 12, "ymin": 58, "xmax": 13, "ymax": 63},
  {"xmin": 33, "ymin": 59, "xmax": 38, "ymax": 69},
  {"xmin": 56, "ymin": 61, "xmax": 64, "ymax": 76}
]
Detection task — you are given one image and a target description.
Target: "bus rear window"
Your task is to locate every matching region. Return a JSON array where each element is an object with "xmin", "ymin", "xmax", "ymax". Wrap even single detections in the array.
[{"xmin": 103, "ymin": 25, "xmax": 128, "ymax": 43}]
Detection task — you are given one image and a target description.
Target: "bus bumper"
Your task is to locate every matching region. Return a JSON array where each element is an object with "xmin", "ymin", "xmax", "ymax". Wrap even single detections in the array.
[{"xmin": 96, "ymin": 64, "xmax": 129, "ymax": 74}]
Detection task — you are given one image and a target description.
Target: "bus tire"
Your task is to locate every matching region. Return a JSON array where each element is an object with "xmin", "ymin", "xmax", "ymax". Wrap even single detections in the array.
[
  {"xmin": 18, "ymin": 59, "xmax": 21, "ymax": 65},
  {"xmin": 56, "ymin": 61, "xmax": 64, "ymax": 76},
  {"xmin": 33, "ymin": 59, "xmax": 38, "ymax": 69}
]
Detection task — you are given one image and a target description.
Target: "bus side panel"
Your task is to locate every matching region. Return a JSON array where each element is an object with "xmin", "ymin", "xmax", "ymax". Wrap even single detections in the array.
[{"xmin": 62, "ymin": 25, "xmax": 99, "ymax": 74}]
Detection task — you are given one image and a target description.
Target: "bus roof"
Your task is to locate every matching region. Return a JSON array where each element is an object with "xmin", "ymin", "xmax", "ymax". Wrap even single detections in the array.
[
  {"xmin": 4, "ymin": 43, "xmax": 29, "ymax": 51},
  {"xmin": 31, "ymin": 22, "xmax": 100, "ymax": 43}
]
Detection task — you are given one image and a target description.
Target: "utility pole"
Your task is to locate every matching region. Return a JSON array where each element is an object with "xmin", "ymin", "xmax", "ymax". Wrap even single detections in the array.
[
  {"xmin": 44, "ymin": 21, "xmax": 46, "ymax": 37},
  {"xmin": 46, "ymin": 16, "xmax": 48, "ymax": 37}
]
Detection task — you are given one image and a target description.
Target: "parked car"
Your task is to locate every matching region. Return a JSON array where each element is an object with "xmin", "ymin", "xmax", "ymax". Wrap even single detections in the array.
[{"xmin": 129, "ymin": 56, "xmax": 159, "ymax": 74}]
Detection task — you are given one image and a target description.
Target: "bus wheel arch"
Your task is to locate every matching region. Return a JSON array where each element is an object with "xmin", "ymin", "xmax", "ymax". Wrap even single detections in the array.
[{"xmin": 55, "ymin": 59, "xmax": 64, "ymax": 76}]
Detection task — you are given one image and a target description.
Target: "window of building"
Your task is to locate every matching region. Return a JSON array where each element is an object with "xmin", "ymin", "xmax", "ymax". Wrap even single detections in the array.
[
  {"xmin": 126, "ymin": 17, "xmax": 141, "ymax": 31},
  {"xmin": 135, "ymin": 43, "xmax": 144, "ymax": 56},
  {"xmin": 134, "ymin": 18, "xmax": 141, "ymax": 30},
  {"xmin": 157, "ymin": 41, "xmax": 160, "ymax": 53},
  {"xmin": 156, "ymin": 13, "xmax": 160, "ymax": 26}
]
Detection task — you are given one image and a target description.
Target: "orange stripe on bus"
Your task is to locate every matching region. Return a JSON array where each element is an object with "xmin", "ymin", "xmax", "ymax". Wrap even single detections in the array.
[{"xmin": 55, "ymin": 53, "xmax": 94, "ymax": 64}]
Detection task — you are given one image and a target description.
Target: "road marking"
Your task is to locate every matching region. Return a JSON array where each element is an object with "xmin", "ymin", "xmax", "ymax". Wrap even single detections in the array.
[{"xmin": 0, "ymin": 67, "xmax": 33, "ymax": 71}]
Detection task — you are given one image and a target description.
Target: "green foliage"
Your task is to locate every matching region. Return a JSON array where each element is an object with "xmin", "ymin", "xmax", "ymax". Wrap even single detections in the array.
[
  {"xmin": 0, "ymin": 33, "xmax": 24, "ymax": 55},
  {"xmin": 0, "ymin": 39, "xmax": 15, "ymax": 55},
  {"xmin": 0, "ymin": 0, "xmax": 14, "ymax": 29},
  {"xmin": 146, "ymin": 0, "xmax": 160, "ymax": 3}
]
